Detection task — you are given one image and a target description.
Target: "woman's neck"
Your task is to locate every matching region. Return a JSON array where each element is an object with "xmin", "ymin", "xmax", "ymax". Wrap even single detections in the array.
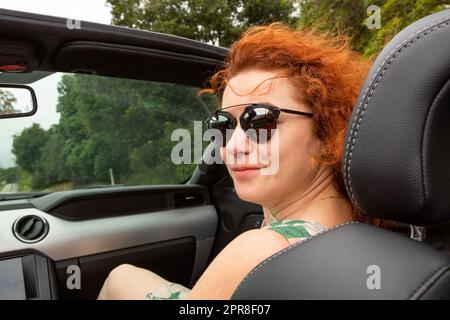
[{"xmin": 262, "ymin": 169, "xmax": 354, "ymax": 228}]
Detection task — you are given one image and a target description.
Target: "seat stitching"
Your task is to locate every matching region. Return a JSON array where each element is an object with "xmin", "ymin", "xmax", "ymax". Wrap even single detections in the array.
[
  {"xmin": 418, "ymin": 78, "xmax": 450, "ymax": 206},
  {"xmin": 408, "ymin": 264, "xmax": 450, "ymax": 299}
]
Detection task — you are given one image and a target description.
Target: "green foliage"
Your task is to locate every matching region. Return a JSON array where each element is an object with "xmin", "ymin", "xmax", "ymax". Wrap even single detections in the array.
[
  {"xmin": 363, "ymin": 0, "xmax": 449, "ymax": 56},
  {"xmin": 12, "ymin": 124, "xmax": 70, "ymax": 189},
  {"xmin": 0, "ymin": 167, "xmax": 18, "ymax": 184},
  {"xmin": 31, "ymin": 127, "xmax": 70, "ymax": 188},
  {"xmin": 107, "ymin": 0, "xmax": 299, "ymax": 47},
  {"xmin": 16, "ymin": 169, "xmax": 33, "ymax": 192},
  {"xmin": 298, "ymin": 0, "xmax": 450, "ymax": 56},
  {"xmin": 12, "ymin": 74, "xmax": 217, "ymax": 190},
  {"xmin": 298, "ymin": 0, "xmax": 370, "ymax": 52},
  {"xmin": 12, "ymin": 124, "xmax": 48, "ymax": 173}
]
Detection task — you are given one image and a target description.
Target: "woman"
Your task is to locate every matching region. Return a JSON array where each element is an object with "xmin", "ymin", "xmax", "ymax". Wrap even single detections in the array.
[{"xmin": 97, "ymin": 22, "xmax": 371, "ymax": 300}]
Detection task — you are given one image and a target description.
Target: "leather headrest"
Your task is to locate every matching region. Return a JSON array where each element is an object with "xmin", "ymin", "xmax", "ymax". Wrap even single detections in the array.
[{"xmin": 342, "ymin": 9, "xmax": 450, "ymax": 226}]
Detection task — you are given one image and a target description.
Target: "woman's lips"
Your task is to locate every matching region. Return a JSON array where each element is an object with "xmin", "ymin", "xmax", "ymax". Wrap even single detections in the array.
[{"xmin": 231, "ymin": 167, "xmax": 261, "ymax": 178}]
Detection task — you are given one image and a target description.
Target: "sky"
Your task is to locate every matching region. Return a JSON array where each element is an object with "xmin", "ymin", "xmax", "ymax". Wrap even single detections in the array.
[
  {"xmin": 0, "ymin": 1, "xmax": 112, "ymax": 168},
  {"xmin": 0, "ymin": 0, "xmax": 112, "ymax": 24}
]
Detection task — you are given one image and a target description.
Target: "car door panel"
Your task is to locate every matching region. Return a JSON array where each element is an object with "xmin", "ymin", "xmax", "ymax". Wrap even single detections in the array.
[{"xmin": 0, "ymin": 185, "xmax": 217, "ymax": 299}]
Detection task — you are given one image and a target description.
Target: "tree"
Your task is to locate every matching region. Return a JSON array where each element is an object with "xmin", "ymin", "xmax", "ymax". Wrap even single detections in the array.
[
  {"xmin": 11, "ymin": 123, "xmax": 70, "ymax": 189},
  {"xmin": 56, "ymin": 74, "xmax": 216, "ymax": 185},
  {"xmin": 298, "ymin": 0, "xmax": 450, "ymax": 56},
  {"xmin": 0, "ymin": 88, "xmax": 17, "ymax": 115},
  {"xmin": 107, "ymin": 0, "xmax": 299, "ymax": 47},
  {"xmin": 31, "ymin": 127, "xmax": 70, "ymax": 188},
  {"xmin": 363, "ymin": 0, "xmax": 450, "ymax": 56},
  {"xmin": 298, "ymin": 0, "xmax": 370, "ymax": 53},
  {"xmin": 12, "ymin": 123, "xmax": 48, "ymax": 173}
]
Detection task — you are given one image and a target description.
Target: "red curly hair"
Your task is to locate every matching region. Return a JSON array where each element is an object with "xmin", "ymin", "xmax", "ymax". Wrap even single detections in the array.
[{"xmin": 201, "ymin": 23, "xmax": 379, "ymax": 225}]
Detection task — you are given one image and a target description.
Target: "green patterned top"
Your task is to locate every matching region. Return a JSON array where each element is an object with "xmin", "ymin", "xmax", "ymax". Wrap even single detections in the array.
[
  {"xmin": 261, "ymin": 212, "xmax": 327, "ymax": 245},
  {"xmin": 146, "ymin": 282, "xmax": 191, "ymax": 300}
]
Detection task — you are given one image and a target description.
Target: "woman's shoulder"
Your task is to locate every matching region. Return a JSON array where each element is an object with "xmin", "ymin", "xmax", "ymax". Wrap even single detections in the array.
[
  {"xmin": 187, "ymin": 226, "xmax": 294, "ymax": 299},
  {"xmin": 188, "ymin": 219, "xmax": 327, "ymax": 299}
]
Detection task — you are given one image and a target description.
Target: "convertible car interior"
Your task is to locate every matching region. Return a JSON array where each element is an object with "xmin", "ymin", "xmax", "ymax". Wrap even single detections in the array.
[{"xmin": 0, "ymin": 8, "xmax": 449, "ymax": 300}]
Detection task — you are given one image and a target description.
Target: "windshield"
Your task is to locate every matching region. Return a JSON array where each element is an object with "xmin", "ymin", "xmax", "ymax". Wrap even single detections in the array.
[{"xmin": 0, "ymin": 72, "xmax": 217, "ymax": 194}]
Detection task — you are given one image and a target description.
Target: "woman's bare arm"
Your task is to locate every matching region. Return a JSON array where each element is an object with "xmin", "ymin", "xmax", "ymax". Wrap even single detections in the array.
[{"xmin": 187, "ymin": 228, "xmax": 289, "ymax": 300}]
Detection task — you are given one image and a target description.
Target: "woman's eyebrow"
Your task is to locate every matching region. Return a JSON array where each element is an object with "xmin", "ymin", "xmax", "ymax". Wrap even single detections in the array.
[
  {"xmin": 220, "ymin": 101, "xmax": 276, "ymax": 110},
  {"xmin": 258, "ymin": 101, "xmax": 276, "ymax": 107}
]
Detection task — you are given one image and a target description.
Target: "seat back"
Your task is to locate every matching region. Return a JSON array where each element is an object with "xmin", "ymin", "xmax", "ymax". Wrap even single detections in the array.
[{"xmin": 232, "ymin": 223, "xmax": 450, "ymax": 299}]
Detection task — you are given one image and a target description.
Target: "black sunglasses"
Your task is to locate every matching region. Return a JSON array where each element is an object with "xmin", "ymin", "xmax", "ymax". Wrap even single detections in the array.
[{"xmin": 205, "ymin": 103, "xmax": 313, "ymax": 147}]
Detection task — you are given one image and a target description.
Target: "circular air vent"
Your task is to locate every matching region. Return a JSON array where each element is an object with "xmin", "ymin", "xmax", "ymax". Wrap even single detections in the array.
[{"xmin": 13, "ymin": 215, "xmax": 49, "ymax": 243}]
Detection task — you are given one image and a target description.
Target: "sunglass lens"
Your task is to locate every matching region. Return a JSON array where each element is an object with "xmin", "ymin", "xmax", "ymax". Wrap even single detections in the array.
[
  {"xmin": 242, "ymin": 107, "xmax": 276, "ymax": 143},
  {"xmin": 206, "ymin": 112, "xmax": 233, "ymax": 147}
]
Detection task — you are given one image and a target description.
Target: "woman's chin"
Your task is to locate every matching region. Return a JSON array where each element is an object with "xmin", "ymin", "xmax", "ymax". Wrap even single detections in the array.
[{"xmin": 234, "ymin": 186, "xmax": 264, "ymax": 205}]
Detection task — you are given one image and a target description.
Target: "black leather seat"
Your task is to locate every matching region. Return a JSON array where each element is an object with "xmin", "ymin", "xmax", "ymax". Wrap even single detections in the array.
[{"xmin": 231, "ymin": 9, "xmax": 450, "ymax": 300}]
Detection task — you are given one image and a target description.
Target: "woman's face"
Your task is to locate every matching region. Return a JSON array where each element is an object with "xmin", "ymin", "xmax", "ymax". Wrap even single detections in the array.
[{"xmin": 220, "ymin": 69, "xmax": 322, "ymax": 208}]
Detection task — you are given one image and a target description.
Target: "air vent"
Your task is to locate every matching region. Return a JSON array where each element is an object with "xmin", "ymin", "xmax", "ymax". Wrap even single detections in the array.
[
  {"xmin": 174, "ymin": 192, "xmax": 205, "ymax": 207},
  {"xmin": 13, "ymin": 215, "xmax": 49, "ymax": 243}
]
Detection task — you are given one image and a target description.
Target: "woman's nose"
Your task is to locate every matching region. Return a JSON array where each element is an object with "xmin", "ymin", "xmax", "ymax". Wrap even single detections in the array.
[{"xmin": 224, "ymin": 125, "xmax": 253, "ymax": 160}]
